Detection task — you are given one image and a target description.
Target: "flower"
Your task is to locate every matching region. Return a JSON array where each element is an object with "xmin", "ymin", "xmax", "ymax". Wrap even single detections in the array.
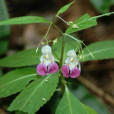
[
  {"xmin": 61, "ymin": 50, "xmax": 81, "ymax": 78},
  {"xmin": 37, "ymin": 45, "xmax": 59, "ymax": 76}
]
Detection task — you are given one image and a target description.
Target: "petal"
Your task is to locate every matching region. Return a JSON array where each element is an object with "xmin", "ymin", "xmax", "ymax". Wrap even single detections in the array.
[
  {"xmin": 37, "ymin": 63, "xmax": 47, "ymax": 76},
  {"xmin": 67, "ymin": 50, "xmax": 76, "ymax": 57},
  {"xmin": 61, "ymin": 65, "xmax": 69, "ymax": 78},
  {"xmin": 70, "ymin": 67, "xmax": 80, "ymax": 78},
  {"xmin": 65, "ymin": 57, "xmax": 70, "ymax": 64},
  {"xmin": 48, "ymin": 62, "xmax": 59, "ymax": 74},
  {"xmin": 69, "ymin": 61, "xmax": 76, "ymax": 70},
  {"xmin": 41, "ymin": 45, "xmax": 52, "ymax": 54},
  {"xmin": 44, "ymin": 59, "xmax": 51, "ymax": 67},
  {"xmin": 40, "ymin": 55, "xmax": 43, "ymax": 62}
]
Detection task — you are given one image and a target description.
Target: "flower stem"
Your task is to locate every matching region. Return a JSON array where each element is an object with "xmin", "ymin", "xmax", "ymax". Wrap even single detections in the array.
[{"xmin": 51, "ymin": 19, "xmax": 66, "ymax": 94}]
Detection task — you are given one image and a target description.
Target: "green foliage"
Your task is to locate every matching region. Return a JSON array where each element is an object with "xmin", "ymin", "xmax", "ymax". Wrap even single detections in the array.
[
  {"xmin": 0, "ymin": 1, "xmax": 113, "ymax": 113},
  {"xmin": 56, "ymin": 1, "xmax": 75, "ymax": 16},
  {"xmin": 69, "ymin": 81, "xmax": 110, "ymax": 114},
  {"xmin": 8, "ymin": 72, "xmax": 59, "ymax": 114},
  {"xmin": 56, "ymin": 86, "xmax": 97, "ymax": 114},
  {"xmin": 0, "ymin": 48, "xmax": 41, "ymax": 67},
  {"xmin": 66, "ymin": 13, "xmax": 97, "ymax": 34},
  {"xmin": 66, "ymin": 12, "xmax": 114, "ymax": 34},
  {"xmin": 0, "ymin": 69, "xmax": 3, "ymax": 77},
  {"xmin": 0, "ymin": 0, "xmax": 10, "ymax": 38},
  {"xmin": 0, "ymin": 48, "xmax": 59, "ymax": 67},
  {"xmin": 0, "ymin": 16, "xmax": 50, "ymax": 25},
  {"xmin": 0, "ymin": 0, "xmax": 10, "ymax": 55},
  {"xmin": 52, "ymin": 36, "xmax": 81, "ymax": 63},
  {"xmin": 0, "ymin": 68, "xmax": 37, "ymax": 98},
  {"xmin": 1, "ymin": 40, "xmax": 114, "ymax": 68},
  {"xmin": 111, "ymin": 0, "xmax": 114, "ymax": 4},
  {"xmin": 80, "ymin": 40, "xmax": 114, "ymax": 62},
  {"xmin": 89, "ymin": 0, "xmax": 112, "ymax": 14},
  {"xmin": 0, "ymin": 41, "xmax": 8, "ymax": 55}
]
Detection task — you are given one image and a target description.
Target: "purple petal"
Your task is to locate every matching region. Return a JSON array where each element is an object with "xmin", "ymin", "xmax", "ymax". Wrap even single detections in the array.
[
  {"xmin": 48, "ymin": 62, "xmax": 59, "ymax": 74},
  {"xmin": 61, "ymin": 65, "xmax": 69, "ymax": 78},
  {"xmin": 37, "ymin": 63, "xmax": 47, "ymax": 76},
  {"xmin": 70, "ymin": 67, "xmax": 80, "ymax": 78}
]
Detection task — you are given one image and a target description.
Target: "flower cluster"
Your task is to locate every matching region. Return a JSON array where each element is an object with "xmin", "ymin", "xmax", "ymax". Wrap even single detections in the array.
[{"xmin": 37, "ymin": 45, "xmax": 81, "ymax": 78}]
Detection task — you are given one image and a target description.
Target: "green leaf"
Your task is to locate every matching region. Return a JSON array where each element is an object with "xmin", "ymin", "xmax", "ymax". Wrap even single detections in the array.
[
  {"xmin": 15, "ymin": 111, "xmax": 27, "ymax": 114},
  {"xmin": 0, "ymin": 68, "xmax": 37, "ymax": 98},
  {"xmin": 68, "ymin": 80, "xmax": 110, "ymax": 114},
  {"xmin": 0, "ymin": 69, "xmax": 3, "ymax": 77},
  {"xmin": 56, "ymin": 1, "xmax": 75, "ymax": 16},
  {"xmin": 111, "ymin": 0, "xmax": 114, "ymax": 4},
  {"xmin": 52, "ymin": 36, "xmax": 81, "ymax": 64},
  {"xmin": 66, "ymin": 12, "xmax": 114, "ymax": 34},
  {"xmin": 0, "ymin": 41, "xmax": 8, "ymax": 55},
  {"xmin": 8, "ymin": 72, "xmax": 59, "ymax": 114},
  {"xmin": 56, "ymin": 86, "xmax": 97, "ymax": 114},
  {"xmin": 89, "ymin": 0, "xmax": 112, "ymax": 14},
  {"xmin": 80, "ymin": 40, "xmax": 114, "ymax": 62},
  {"xmin": 0, "ymin": 48, "xmax": 59, "ymax": 68},
  {"xmin": 0, "ymin": 0, "xmax": 10, "ymax": 38},
  {"xmin": 83, "ymin": 105, "xmax": 98, "ymax": 114},
  {"xmin": 66, "ymin": 13, "xmax": 97, "ymax": 34},
  {"xmin": 0, "ymin": 48, "xmax": 41, "ymax": 67},
  {"xmin": 0, "ymin": 16, "xmax": 50, "ymax": 25}
]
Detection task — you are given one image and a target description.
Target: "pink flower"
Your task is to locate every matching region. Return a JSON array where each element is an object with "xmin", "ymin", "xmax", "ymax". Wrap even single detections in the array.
[
  {"xmin": 37, "ymin": 45, "xmax": 59, "ymax": 76},
  {"xmin": 61, "ymin": 50, "xmax": 81, "ymax": 78}
]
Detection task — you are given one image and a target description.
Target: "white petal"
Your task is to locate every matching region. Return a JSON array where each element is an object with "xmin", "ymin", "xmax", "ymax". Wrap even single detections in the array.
[
  {"xmin": 44, "ymin": 60, "xmax": 51, "ymax": 66},
  {"xmin": 41, "ymin": 45, "xmax": 52, "ymax": 54},
  {"xmin": 67, "ymin": 50, "xmax": 76, "ymax": 57},
  {"xmin": 75, "ymin": 58, "xmax": 79, "ymax": 65},
  {"xmin": 69, "ymin": 62, "xmax": 76, "ymax": 70},
  {"xmin": 40, "ymin": 55, "xmax": 43, "ymax": 62},
  {"xmin": 65, "ymin": 57, "xmax": 70, "ymax": 64},
  {"xmin": 78, "ymin": 62, "xmax": 81, "ymax": 71},
  {"xmin": 51, "ymin": 55, "xmax": 54, "ymax": 62}
]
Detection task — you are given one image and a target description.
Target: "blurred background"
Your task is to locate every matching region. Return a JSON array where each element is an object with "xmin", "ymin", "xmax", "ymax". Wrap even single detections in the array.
[{"xmin": 0, "ymin": 0, "xmax": 114, "ymax": 114}]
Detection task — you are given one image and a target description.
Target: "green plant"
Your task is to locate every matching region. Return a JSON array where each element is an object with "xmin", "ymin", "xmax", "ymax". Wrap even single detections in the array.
[{"xmin": 0, "ymin": 1, "xmax": 114, "ymax": 114}]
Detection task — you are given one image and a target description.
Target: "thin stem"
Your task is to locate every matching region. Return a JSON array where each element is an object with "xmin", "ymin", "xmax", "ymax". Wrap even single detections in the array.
[
  {"xmin": 60, "ymin": 35, "xmax": 65, "ymax": 68},
  {"xmin": 65, "ymin": 33, "xmax": 95, "ymax": 60},
  {"xmin": 52, "ymin": 20, "xmax": 66, "ymax": 94},
  {"xmin": 36, "ymin": 17, "xmax": 56, "ymax": 53},
  {"xmin": 36, "ymin": 38, "xmax": 45, "ymax": 53},
  {"xmin": 81, "ymin": 41, "xmax": 95, "ymax": 60},
  {"xmin": 60, "ymin": 34, "xmax": 65, "ymax": 94},
  {"xmin": 57, "ymin": 15, "xmax": 68, "ymax": 24},
  {"xmin": 79, "ymin": 43, "xmax": 84, "ymax": 61},
  {"xmin": 44, "ymin": 23, "xmax": 52, "ymax": 44},
  {"xmin": 52, "ymin": 22, "xmax": 63, "ymax": 35}
]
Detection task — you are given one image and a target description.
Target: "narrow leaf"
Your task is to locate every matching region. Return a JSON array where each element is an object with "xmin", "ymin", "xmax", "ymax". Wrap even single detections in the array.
[
  {"xmin": 0, "ymin": 0, "xmax": 10, "ymax": 38},
  {"xmin": 0, "ymin": 48, "xmax": 59, "ymax": 67},
  {"xmin": 0, "ymin": 68, "xmax": 37, "ymax": 98},
  {"xmin": 80, "ymin": 40, "xmax": 114, "ymax": 62},
  {"xmin": 0, "ymin": 16, "xmax": 50, "ymax": 25},
  {"xmin": 89, "ymin": 0, "xmax": 111, "ymax": 14},
  {"xmin": 8, "ymin": 72, "xmax": 59, "ymax": 114},
  {"xmin": 56, "ymin": 1, "xmax": 75, "ymax": 16},
  {"xmin": 70, "ymin": 83, "xmax": 110, "ymax": 114},
  {"xmin": 0, "ymin": 41, "xmax": 8, "ymax": 55},
  {"xmin": 66, "ymin": 12, "xmax": 114, "ymax": 34},
  {"xmin": 56, "ymin": 86, "xmax": 97, "ymax": 114},
  {"xmin": 0, "ymin": 48, "xmax": 41, "ymax": 67}
]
